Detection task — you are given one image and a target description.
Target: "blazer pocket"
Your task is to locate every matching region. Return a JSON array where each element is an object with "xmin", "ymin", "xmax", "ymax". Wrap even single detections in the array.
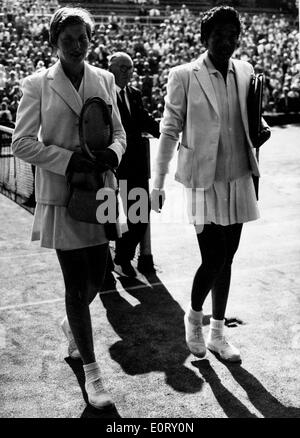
[{"xmin": 175, "ymin": 143, "xmax": 193, "ymax": 184}]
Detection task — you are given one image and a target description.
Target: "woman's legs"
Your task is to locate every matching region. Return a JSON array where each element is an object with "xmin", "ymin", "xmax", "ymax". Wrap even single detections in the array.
[
  {"xmin": 56, "ymin": 244, "xmax": 108, "ymax": 365},
  {"xmin": 191, "ymin": 223, "xmax": 242, "ymax": 316},
  {"xmin": 189, "ymin": 223, "xmax": 243, "ymax": 362},
  {"xmin": 211, "ymin": 223, "xmax": 243, "ymax": 320},
  {"xmin": 191, "ymin": 223, "xmax": 227, "ymax": 312},
  {"xmin": 57, "ymin": 243, "xmax": 114, "ymax": 409},
  {"xmin": 185, "ymin": 224, "xmax": 226, "ymax": 357}
]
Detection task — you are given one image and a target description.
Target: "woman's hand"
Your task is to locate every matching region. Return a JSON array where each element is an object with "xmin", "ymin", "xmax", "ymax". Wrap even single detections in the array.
[
  {"xmin": 94, "ymin": 149, "xmax": 119, "ymax": 172},
  {"xmin": 66, "ymin": 152, "xmax": 101, "ymax": 191},
  {"xmin": 67, "ymin": 151, "xmax": 95, "ymax": 174},
  {"xmin": 256, "ymin": 127, "xmax": 271, "ymax": 148}
]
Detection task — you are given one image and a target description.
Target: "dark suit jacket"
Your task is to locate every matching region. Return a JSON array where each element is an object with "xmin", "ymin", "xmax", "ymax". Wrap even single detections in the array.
[{"xmin": 117, "ymin": 85, "xmax": 160, "ymax": 182}]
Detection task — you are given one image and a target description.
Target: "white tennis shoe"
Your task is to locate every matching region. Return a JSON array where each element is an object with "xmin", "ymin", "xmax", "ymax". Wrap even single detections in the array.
[
  {"xmin": 207, "ymin": 335, "xmax": 241, "ymax": 362},
  {"xmin": 85, "ymin": 378, "xmax": 114, "ymax": 409},
  {"xmin": 184, "ymin": 312, "xmax": 207, "ymax": 358}
]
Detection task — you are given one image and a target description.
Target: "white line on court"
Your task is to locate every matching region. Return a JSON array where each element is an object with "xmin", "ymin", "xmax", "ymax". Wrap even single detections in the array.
[
  {"xmin": 0, "ymin": 297, "xmax": 64, "ymax": 311},
  {"xmin": 0, "ymin": 260, "xmax": 299, "ymax": 312},
  {"xmin": 0, "ymin": 251, "xmax": 54, "ymax": 260}
]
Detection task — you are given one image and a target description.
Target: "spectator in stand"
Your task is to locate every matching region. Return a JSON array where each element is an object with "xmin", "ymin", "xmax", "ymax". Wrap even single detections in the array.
[
  {"xmin": 287, "ymin": 84, "xmax": 300, "ymax": 112},
  {"xmin": 149, "ymin": 6, "xmax": 160, "ymax": 24},
  {"xmin": 277, "ymin": 86, "xmax": 291, "ymax": 112},
  {"xmin": 0, "ymin": 101, "xmax": 13, "ymax": 126},
  {"xmin": 141, "ymin": 62, "xmax": 153, "ymax": 101},
  {"xmin": 8, "ymin": 93, "xmax": 20, "ymax": 120},
  {"xmin": 0, "ymin": 64, "xmax": 6, "ymax": 88},
  {"xmin": 5, "ymin": 70, "xmax": 19, "ymax": 94},
  {"xmin": 138, "ymin": 3, "xmax": 148, "ymax": 24},
  {"xmin": 87, "ymin": 43, "xmax": 99, "ymax": 65},
  {"xmin": 133, "ymin": 51, "xmax": 145, "ymax": 75},
  {"xmin": 147, "ymin": 50, "xmax": 160, "ymax": 74},
  {"xmin": 94, "ymin": 43, "xmax": 110, "ymax": 69}
]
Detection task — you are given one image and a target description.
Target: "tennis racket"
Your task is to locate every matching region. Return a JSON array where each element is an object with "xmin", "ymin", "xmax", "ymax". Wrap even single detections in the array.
[
  {"xmin": 247, "ymin": 73, "xmax": 264, "ymax": 149},
  {"xmin": 67, "ymin": 97, "xmax": 119, "ymax": 234},
  {"xmin": 247, "ymin": 74, "xmax": 264, "ymax": 201},
  {"xmin": 79, "ymin": 96, "xmax": 113, "ymax": 160}
]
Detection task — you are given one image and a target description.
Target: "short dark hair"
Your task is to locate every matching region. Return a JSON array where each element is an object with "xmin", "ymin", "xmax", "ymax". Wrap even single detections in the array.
[
  {"xmin": 49, "ymin": 6, "xmax": 94, "ymax": 47},
  {"xmin": 200, "ymin": 6, "xmax": 241, "ymax": 44}
]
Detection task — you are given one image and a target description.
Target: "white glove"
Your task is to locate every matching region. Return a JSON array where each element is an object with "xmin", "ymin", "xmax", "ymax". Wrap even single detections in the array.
[{"xmin": 150, "ymin": 188, "xmax": 166, "ymax": 213}]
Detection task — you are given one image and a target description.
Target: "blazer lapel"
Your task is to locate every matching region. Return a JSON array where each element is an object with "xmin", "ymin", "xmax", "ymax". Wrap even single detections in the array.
[
  {"xmin": 84, "ymin": 62, "xmax": 100, "ymax": 99},
  {"xmin": 47, "ymin": 61, "xmax": 82, "ymax": 117},
  {"xmin": 193, "ymin": 53, "xmax": 219, "ymax": 117},
  {"xmin": 84, "ymin": 62, "xmax": 111, "ymax": 102}
]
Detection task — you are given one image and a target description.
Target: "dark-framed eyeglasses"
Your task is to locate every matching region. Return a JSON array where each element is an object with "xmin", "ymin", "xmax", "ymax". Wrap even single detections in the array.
[{"xmin": 119, "ymin": 65, "xmax": 133, "ymax": 73}]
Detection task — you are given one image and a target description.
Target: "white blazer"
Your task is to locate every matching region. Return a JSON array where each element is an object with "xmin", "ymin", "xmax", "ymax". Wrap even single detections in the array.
[
  {"xmin": 155, "ymin": 51, "xmax": 264, "ymax": 189},
  {"xmin": 12, "ymin": 61, "xmax": 126, "ymax": 205}
]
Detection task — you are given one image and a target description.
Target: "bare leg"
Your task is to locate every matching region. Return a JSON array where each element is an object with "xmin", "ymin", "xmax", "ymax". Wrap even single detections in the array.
[
  {"xmin": 56, "ymin": 244, "xmax": 108, "ymax": 365},
  {"xmin": 211, "ymin": 224, "xmax": 242, "ymax": 320},
  {"xmin": 191, "ymin": 224, "xmax": 226, "ymax": 311}
]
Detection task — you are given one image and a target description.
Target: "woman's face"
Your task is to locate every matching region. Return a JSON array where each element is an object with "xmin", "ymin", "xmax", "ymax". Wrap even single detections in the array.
[
  {"xmin": 205, "ymin": 22, "xmax": 239, "ymax": 66},
  {"xmin": 56, "ymin": 23, "xmax": 89, "ymax": 70}
]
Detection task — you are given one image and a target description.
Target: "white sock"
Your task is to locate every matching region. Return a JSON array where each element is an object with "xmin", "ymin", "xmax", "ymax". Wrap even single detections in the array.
[
  {"xmin": 210, "ymin": 318, "xmax": 225, "ymax": 329},
  {"xmin": 187, "ymin": 304, "xmax": 203, "ymax": 323},
  {"xmin": 83, "ymin": 362, "xmax": 101, "ymax": 385},
  {"xmin": 209, "ymin": 318, "xmax": 225, "ymax": 340}
]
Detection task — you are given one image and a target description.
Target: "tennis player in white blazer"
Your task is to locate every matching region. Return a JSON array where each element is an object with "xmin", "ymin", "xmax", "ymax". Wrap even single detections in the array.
[
  {"xmin": 151, "ymin": 6, "xmax": 270, "ymax": 364},
  {"xmin": 12, "ymin": 7, "xmax": 126, "ymax": 410}
]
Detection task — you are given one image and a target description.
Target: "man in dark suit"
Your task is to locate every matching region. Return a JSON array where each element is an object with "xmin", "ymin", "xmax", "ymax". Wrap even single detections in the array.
[{"xmin": 106, "ymin": 52, "xmax": 160, "ymax": 278}]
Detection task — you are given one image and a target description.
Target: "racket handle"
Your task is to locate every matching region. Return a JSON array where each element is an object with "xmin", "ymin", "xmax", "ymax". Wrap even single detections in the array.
[
  {"xmin": 94, "ymin": 149, "xmax": 118, "ymax": 169},
  {"xmin": 67, "ymin": 152, "xmax": 95, "ymax": 173}
]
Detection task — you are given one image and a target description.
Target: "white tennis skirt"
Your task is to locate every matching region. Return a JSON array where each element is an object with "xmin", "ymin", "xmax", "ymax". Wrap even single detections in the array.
[{"xmin": 185, "ymin": 173, "xmax": 260, "ymax": 233}]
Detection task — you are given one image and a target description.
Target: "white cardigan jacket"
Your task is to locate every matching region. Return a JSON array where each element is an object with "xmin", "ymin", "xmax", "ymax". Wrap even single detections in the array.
[
  {"xmin": 12, "ymin": 61, "xmax": 126, "ymax": 205},
  {"xmin": 155, "ymin": 52, "xmax": 263, "ymax": 189}
]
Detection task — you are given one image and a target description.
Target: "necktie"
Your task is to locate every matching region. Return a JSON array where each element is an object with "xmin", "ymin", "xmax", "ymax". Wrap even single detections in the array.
[{"xmin": 119, "ymin": 88, "xmax": 131, "ymax": 123}]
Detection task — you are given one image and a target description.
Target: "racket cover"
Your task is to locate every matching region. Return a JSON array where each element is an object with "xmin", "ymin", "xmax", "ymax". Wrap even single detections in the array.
[{"xmin": 67, "ymin": 96, "xmax": 119, "ymax": 237}]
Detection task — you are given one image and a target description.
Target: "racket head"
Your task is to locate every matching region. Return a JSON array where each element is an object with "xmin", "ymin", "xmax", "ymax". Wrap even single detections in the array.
[{"xmin": 79, "ymin": 97, "xmax": 113, "ymax": 160}]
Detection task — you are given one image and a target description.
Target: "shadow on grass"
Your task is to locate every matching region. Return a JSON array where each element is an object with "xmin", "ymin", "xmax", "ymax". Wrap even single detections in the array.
[
  {"xmin": 222, "ymin": 360, "xmax": 300, "ymax": 418},
  {"xmin": 99, "ymin": 272, "xmax": 204, "ymax": 394},
  {"xmin": 64, "ymin": 357, "xmax": 122, "ymax": 418},
  {"xmin": 192, "ymin": 357, "xmax": 300, "ymax": 418},
  {"xmin": 192, "ymin": 359, "xmax": 257, "ymax": 418}
]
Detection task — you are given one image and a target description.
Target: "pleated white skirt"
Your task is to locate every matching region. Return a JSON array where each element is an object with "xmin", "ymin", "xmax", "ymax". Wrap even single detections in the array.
[{"xmin": 185, "ymin": 173, "xmax": 260, "ymax": 233}]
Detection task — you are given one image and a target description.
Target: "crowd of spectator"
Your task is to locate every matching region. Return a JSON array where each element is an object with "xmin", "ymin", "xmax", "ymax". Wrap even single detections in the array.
[
  {"xmin": 0, "ymin": 0, "xmax": 300, "ymax": 126},
  {"xmin": 0, "ymin": 0, "xmax": 59, "ymax": 126}
]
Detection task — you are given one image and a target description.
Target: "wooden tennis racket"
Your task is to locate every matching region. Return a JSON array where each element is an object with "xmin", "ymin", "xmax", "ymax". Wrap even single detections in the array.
[
  {"xmin": 247, "ymin": 73, "xmax": 264, "ymax": 149},
  {"xmin": 247, "ymin": 73, "xmax": 264, "ymax": 201},
  {"xmin": 79, "ymin": 96, "xmax": 113, "ymax": 160},
  {"xmin": 67, "ymin": 97, "xmax": 119, "ymax": 234}
]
